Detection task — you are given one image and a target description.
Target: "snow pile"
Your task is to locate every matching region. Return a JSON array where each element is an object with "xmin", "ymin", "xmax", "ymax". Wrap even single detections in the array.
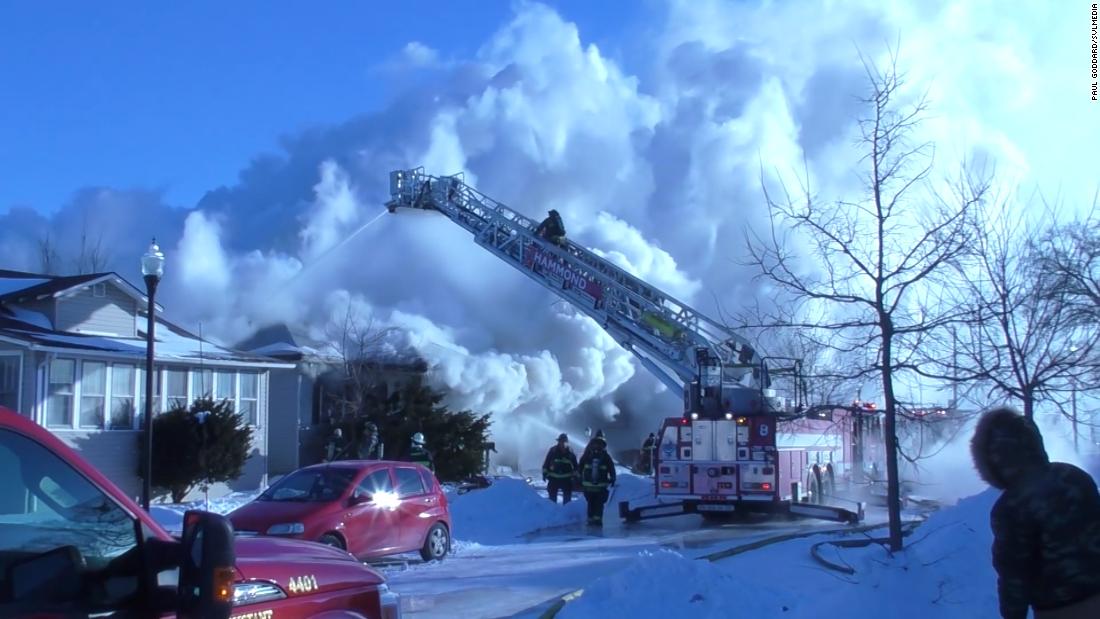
[
  {"xmin": 448, "ymin": 477, "xmax": 587, "ymax": 544},
  {"xmin": 560, "ymin": 489, "xmax": 1003, "ymax": 618},
  {"xmin": 151, "ymin": 490, "xmax": 261, "ymax": 534}
]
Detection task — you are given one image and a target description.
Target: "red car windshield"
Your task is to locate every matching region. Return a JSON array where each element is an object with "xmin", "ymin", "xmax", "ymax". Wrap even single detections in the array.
[{"xmin": 258, "ymin": 467, "xmax": 357, "ymax": 502}]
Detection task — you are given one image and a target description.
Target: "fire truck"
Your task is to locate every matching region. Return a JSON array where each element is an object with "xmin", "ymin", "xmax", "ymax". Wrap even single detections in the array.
[{"xmin": 386, "ymin": 168, "xmax": 880, "ymax": 524}]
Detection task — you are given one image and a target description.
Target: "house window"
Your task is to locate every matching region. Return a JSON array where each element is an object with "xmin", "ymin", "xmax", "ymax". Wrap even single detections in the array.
[
  {"xmin": 110, "ymin": 364, "xmax": 136, "ymax": 430},
  {"xmin": 239, "ymin": 372, "xmax": 258, "ymax": 426},
  {"xmin": 214, "ymin": 370, "xmax": 235, "ymax": 402},
  {"xmin": 79, "ymin": 362, "xmax": 106, "ymax": 429},
  {"xmin": 92, "ymin": 283, "xmax": 106, "ymax": 297},
  {"xmin": 191, "ymin": 369, "xmax": 214, "ymax": 399},
  {"xmin": 166, "ymin": 368, "xmax": 187, "ymax": 411},
  {"xmin": 0, "ymin": 354, "xmax": 19, "ymax": 412},
  {"xmin": 46, "ymin": 359, "xmax": 75, "ymax": 427},
  {"xmin": 136, "ymin": 367, "xmax": 162, "ymax": 428}
]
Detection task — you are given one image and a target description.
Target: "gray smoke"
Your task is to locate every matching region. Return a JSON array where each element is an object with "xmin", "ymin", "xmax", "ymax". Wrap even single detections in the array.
[{"xmin": 1, "ymin": 0, "xmax": 1091, "ymax": 471}]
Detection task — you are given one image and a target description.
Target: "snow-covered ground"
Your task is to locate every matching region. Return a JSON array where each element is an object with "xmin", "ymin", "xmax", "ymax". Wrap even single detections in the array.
[
  {"xmin": 150, "ymin": 490, "xmax": 260, "ymax": 534},
  {"xmin": 144, "ymin": 465, "xmax": 1070, "ymax": 619},
  {"xmin": 555, "ymin": 490, "xmax": 1000, "ymax": 618}
]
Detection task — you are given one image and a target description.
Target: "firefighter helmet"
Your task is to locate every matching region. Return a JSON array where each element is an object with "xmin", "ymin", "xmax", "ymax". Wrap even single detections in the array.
[{"xmin": 412, "ymin": 432, "xmax": 426, "ymax": 446}]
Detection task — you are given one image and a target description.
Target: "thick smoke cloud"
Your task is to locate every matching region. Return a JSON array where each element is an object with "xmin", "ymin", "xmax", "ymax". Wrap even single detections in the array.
[{"xmin": 1, "ymin": 0, "xmax": 1092, "ymax": 471}]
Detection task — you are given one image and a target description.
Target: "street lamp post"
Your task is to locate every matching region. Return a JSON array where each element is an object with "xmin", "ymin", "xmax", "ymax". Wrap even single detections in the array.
[{"xmin": 141, "ymin": 239, "xmax": 165, "ymax": 511}]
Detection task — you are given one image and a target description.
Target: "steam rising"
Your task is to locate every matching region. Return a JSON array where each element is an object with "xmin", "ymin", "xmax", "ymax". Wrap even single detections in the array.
[{"xmin": 1, "ymin": 1, "xmax": 1092, "ymax": 474}]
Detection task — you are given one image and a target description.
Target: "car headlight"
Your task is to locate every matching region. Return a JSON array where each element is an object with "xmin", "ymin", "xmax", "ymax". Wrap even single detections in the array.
[
  {"xmin": 266, "ymin": 522, "xmax": 305, "ymax": 535},
  {"xmin": 233, "ymin": 581, "xmax": 287, "ymax": 606}
]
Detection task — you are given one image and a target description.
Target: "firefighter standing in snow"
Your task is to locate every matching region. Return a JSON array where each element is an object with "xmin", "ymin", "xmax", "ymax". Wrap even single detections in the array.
[
  {"xmin": 970, "ymin": 407, "xmax": 1100, "ymax": 619},
  {"xmin": 405, "ymin": 432, "xmax": 435, "ymax": 472},
  {"xmin": 639, "ymin": 432, "xmax": 657, "ymax": 475},
  {"xmin": 578, "ymin": 435, "xmax": 615, "ymax": 525},
  {"xmin": 542, "ymin": 433, "xmax": 578, "ymax": 504}
]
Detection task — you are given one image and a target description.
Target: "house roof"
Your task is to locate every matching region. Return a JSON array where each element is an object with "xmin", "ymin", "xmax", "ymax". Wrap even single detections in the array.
[
  {"xmin": 0, "ymin": 269, "xmax": 161, "ymax": 310},
  {"xmin": 0, "ymin": 308, "xmax": 292, "ymax": 368},
  {"xmin": 235, "ymin": 321, "xmax": 427, "ymax": 371},
  {"xmin": 0, "ymin": 270, "xmax": 292, "ymax": 369}
]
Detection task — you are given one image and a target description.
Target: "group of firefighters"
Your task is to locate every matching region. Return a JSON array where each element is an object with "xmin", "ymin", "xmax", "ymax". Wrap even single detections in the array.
[
  {"xmin": 541, "ymin": 430, "xmax": 659, "ymax": 526},
  {"xmin": 324, "ymin": 421, "xmax": 435, "ymax": 472}
]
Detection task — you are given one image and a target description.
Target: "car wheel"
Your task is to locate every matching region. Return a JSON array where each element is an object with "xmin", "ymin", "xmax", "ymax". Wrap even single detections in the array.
[
  {"xmin": 319, "ymin": 533, "xmax": 346, "ymax": 551},
  {"xmin": 419, "ymin": 523, "xmax": 450, "ymax": 562}
]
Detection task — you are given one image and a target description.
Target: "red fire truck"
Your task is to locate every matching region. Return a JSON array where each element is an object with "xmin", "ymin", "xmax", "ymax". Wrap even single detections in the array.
[{"xmin": 386, "ymin": 168, "xmax": 883, "ymax": 524}]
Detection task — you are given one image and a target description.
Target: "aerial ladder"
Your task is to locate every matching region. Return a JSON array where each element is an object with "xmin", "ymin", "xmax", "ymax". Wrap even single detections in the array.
[{"xmin": 385, "ymin": 168, "xmax": 863, "ymax": 524}]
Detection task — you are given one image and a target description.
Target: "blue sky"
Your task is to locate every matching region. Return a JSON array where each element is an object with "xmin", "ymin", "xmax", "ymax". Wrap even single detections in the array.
[{"xmin": 0, "ymin": 1, "xmax": 640, "ymax": 214}]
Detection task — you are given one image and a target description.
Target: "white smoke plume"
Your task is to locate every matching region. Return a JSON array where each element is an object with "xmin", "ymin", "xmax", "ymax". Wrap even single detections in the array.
[{"xmin": 1, "ymin": 1, "xmax": 1093, "ymax": 471}]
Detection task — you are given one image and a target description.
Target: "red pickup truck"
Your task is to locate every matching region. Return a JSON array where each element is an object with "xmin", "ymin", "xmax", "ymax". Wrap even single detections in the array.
[{"xmin": 0, "ymin": 406, "xmax": 401, "ymax": 619}]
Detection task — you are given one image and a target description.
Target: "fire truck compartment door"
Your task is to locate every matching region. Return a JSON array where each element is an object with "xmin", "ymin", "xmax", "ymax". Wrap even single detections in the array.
[
  {"xmin": 715, "ymin": 420, "xmax": 736, "ymax": 461},
  {"xmin": 692, "ymin": 421, "xmax": 713, "ymax": 460}
]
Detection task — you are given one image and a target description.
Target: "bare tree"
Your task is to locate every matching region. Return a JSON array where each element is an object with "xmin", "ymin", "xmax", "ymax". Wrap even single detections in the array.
[
  {"xmin": 323, "ymin": 302, "xmax": 399, "ymax": 429},
  {"xmin": 39, "ymin": 233, "xmax": 60, "ymax": 275},
  {"xmin": 744, "ymin": 56, "xmax": 988, "ymax": 551},
  {"xmin": 73, "ymin": 219, "xmax": 110, "ymax": 274},
  {"xmin": 931, "ymin": 198, "xmax": 1098, "ymax": 420},
  {"xmin": 1036, "ymin": 205, "xmax": 1100, "ymax": 319}
]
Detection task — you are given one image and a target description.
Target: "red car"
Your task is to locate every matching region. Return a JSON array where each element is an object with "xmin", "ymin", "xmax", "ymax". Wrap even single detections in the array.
[
  {"xmin": 230, "ymin": 461, "xmax": 452, "ymax": 562},
  {"xmin": 0, "ymin": 406, "xmax": 401, "ymax": 619}
]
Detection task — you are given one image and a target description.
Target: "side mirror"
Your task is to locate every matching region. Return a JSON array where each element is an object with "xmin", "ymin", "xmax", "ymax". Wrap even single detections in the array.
[
  {"xmin": 349, "ymin": 492, "xmax": 372, "ymax": 506},
  {"xmin": 178, "ymin": 510, "xmax": 236, "ymax": 619}
]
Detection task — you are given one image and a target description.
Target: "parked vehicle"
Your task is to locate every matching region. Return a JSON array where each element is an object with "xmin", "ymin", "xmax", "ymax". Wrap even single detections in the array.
[
  {"xmin": 0, "ymin": 406, "xmax": 401, "ymax": 619},
  {"xmin": 229, "ymin": 461, "xmax": 452, "ymax": 562}
]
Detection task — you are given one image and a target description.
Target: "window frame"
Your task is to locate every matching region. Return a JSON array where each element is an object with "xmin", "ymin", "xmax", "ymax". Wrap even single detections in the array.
[
  {"xmin": 238, "ymin": 371, "xmax": 259, "ymax": 427},
  {"xmin": 109, "ymin": 363, "xmax": 137, "ymax": 431},
  {"xmin": 0, "ymin": 351, "xmax": 22, "ymax": 413},
  {"xmin": 77, "ymin": 361, "xmax": 107, "ymax": 429},
  {"xmin": 0, "ymin": 426, "xmax": 152, "ymax": 614},
  {"xmin": 45, "ymin": 358, "xmax": 76, "ymax": 429},
  {"xmin": 393, "ymin": 466, "xmax": 427, "ymax": 499}
]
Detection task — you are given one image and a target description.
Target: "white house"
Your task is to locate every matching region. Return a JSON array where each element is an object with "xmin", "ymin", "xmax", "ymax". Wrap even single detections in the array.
[{"xmin": 0, "ymin": 269, "xmax": 292, "ymax": 502}]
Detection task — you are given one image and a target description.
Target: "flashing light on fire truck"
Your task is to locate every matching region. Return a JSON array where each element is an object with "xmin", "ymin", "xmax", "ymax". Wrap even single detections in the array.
[{"xmin": 724, "ymin": 412, "xmax": 733, "ymax": 420}]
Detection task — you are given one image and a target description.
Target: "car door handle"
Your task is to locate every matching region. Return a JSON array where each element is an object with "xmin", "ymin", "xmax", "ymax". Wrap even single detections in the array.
[{"xmin": 425, "ymin": 497, "xmax": 434, "ymax": 504}]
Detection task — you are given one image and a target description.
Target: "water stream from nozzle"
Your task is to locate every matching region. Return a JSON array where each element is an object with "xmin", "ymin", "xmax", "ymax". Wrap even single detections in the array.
[{"xmin": 288, "ymin": 208, "xmax": 389, "ymax": 284}]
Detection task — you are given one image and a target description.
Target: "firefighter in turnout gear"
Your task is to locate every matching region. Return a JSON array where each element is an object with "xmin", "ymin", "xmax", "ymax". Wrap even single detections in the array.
[
  {"xmin": 542, "ymin": 433, "xmax": 578, "ymax": 504},
  {"xmin": 405, "ymin": 432, "xmax": 435, "ymax": 472},
  {"xmin": 578, "ymin": 435, "xmax": 615, "ymax": 525},
  {"xmin": 971, "ymin": 407, "xmax": 1100, "ymax": 619},
  {"xmin": 534, "ymin": 209, "xmax": 566, "ymax": 245},
  {"xmin": 638, "ymin": 432, "xmax": 657, "ymax": 475}
]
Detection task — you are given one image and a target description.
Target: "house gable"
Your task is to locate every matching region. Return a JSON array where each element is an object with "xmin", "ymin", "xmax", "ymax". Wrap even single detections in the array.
[{"xmin": 54, "ymin": 279, "xmax": 139, "ymax": 337}]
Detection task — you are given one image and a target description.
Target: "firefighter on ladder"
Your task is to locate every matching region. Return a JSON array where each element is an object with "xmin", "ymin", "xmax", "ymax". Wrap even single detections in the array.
[
  {"xmin": 534, "ymin": 209, "xmax": 566, "ymax": 246},
  {"xmin": 542, "ymin": 433, "xmax": 578, "ymax": 504},
  {"xmin": 578, "ymin": 434, "xmax": 616, "ymax": 526}
]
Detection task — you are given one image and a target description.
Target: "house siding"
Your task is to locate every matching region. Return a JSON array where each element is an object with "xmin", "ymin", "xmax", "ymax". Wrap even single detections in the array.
[
  {"xmin": 55, "ymin": 284, "xmax": 136, "ymax": 337},
  {"xmin": 267, "ymin": 367, "xmax": 311, "ymax": 476}
]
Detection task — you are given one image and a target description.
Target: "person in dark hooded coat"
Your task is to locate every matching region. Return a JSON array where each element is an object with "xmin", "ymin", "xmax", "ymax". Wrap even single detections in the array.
[{"xmin": 970, "ymin": 407, "xmax": 1100, "ymax": 619}]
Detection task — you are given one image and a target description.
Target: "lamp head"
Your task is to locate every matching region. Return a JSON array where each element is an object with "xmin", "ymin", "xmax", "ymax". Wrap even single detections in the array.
[{"xmin": 141, "ymin": 238, "xmax": 165, "ymax": 279}]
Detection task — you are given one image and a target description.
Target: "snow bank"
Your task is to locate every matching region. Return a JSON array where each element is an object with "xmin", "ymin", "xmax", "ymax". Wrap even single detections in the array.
[
  {"xmin": 151, "ymin": 490, "xmax": 261, "ymax": 534},
  {"xmin": 560, "ymin": 489, "xmax": 1004, "ymax": 618},
  {"xmin": 448, "ymin": 477, "xmax": 588, "ymax": 544}
]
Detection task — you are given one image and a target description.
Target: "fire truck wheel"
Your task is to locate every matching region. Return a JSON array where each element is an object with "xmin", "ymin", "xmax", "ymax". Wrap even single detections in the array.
[
  {"xmin": 420, "ymin": 523, "xmax": 451, "ymax": 562},
  {"xmin": 319, "ymin": 532, "xmax": 346, "ymax": 551}
]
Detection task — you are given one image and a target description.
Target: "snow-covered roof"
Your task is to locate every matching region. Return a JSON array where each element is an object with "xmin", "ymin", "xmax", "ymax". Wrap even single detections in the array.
[{"xmin": 0, "ymin": 307, "xmax": 291, "ymax": 369}]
